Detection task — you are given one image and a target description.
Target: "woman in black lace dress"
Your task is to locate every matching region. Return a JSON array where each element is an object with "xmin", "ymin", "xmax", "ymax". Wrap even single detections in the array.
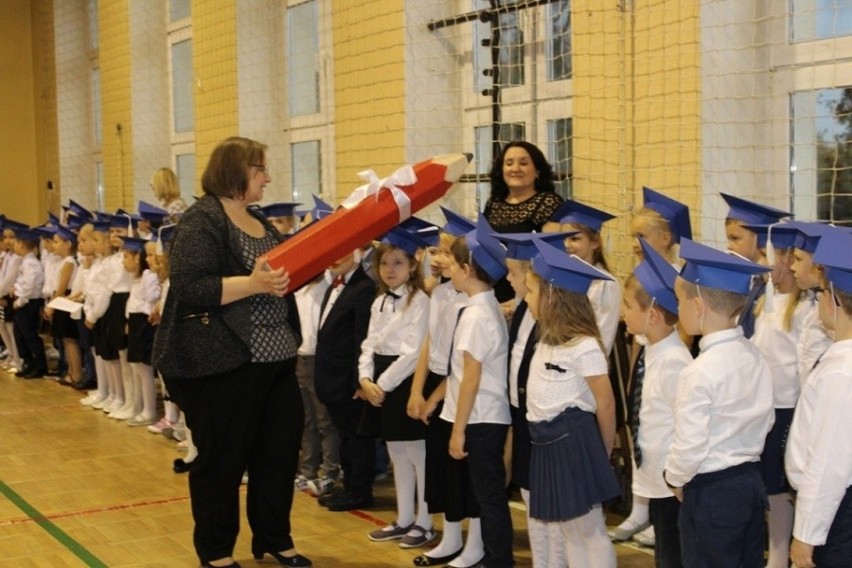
[{"xmin": 483, "ymin": 141, "xmax": 564, "ymax": 301}]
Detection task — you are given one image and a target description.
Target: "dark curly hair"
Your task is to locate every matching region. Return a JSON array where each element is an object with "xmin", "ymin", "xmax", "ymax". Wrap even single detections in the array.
[{"xmin": 488, "ymin": 140, "xmax": 556, "ymax": 201}]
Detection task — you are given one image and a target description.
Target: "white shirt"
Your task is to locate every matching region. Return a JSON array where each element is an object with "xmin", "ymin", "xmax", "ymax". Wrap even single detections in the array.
[
  {"xmin": 634, "ymin": 331, "xmax": 693, "ymax": 499},
  {"xmin": 51, "ymin": 256, "xmax": 78, "ymax": 297},
  {"xmin": 83, "ymin": 257, "xmax": 110, "ymax": 323},
  {"xmin": 509, "ymin": 306, "xmax": 535, "ymax": 408},
  {"xmin": 797, "ymin": 297, "xmax": 834, "ymax": 383},
  {"xmin": 0, "ymin": 251, "xmax": 22, "ymax": 296},
  {"xmin": 358, "ymin": 286, "xmax": 430, "ymax": 392},
  {"xmin": 786, "ymin": 339, "xmax": 852, "ymax": 546},
  {"xmin": 525, "ymin": 336, "xmax": 609, "ymax": 423},
  {"xmin": 41, "ymin": 251, "xmax": 62, "ymax": 298},
  {"xmin": 13, "ymin": 253, "xmax": 44, "ymax": 307},
  {"xmin": 125, "ymin": 270, "xmax": 161, "ymax": 316},
  {"xmin": 427, "ymin": 281, "xmax": 467, "ymax": 376},
  {"xmin": 588, "ymin": 266, "xmax": 621, "ymax": 355},
  {"xmin": 752, "ymin": 293, "xmax": 808, "ymax": 408},
  {"xmin": 295, "ymin": 277, "xmax": 330, "ymax": 356},
  {"xmin": 664, "ymin": 327, "xmax": 774, "ymax": 487},
  {"xmin": 319, "ymin": 266, "xmax": 358, "ymax": 329},
  {"xmin": 440, "ymin": 290, "xmax": 510, "ymax": 425},
  {"xmin": 106, "ymin": 252, "xmax": 133, "ymax": 293}
]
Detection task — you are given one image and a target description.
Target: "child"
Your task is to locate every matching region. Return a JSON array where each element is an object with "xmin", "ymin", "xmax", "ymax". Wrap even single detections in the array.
[
  {"xmin": 313, "ymin": 247, "xmax": 377, "ymax": 511},
  {"xmin": 623, "ymin": 239, "xmax": 692, "ymax": 568},
  {"xmin": 67, "ymin": 223, "xmax": 97, "ymax": 391},
  {"xmin": 48, "ymin": 225, "xmax": 82, "ymax": 385},
  {"xmin": 408, "ymin": 209, "xmax": 477, "ymax": 567},
  {"xmin": 0, "ymin": 219, "xmax": 25, "ymax": 371},
  {"xmin": 441, "ymin": 217, "xmax": 512, "ymax": 568},
  {"xmin": 746, "ymin": 224, "xmax": 807, "ymax": 568},
  {"xmin": 260, "ymin": 202, "xmax": 299, "ymax": 235},
  {"xmin": 495, "ymin": 231, "xmax": 574, "ymax": 568},
  {"xmin": 11, "ymin": 228, "xmax": 47, "ymax": 378},
  {"xmin": 547, "ymin": 198, "xmax": 620, "ymax": 354},
  {"xmin": 120, "ymin": 237, "xmax": 161, "ymax": 425},
  {"xmin": 786, "ymin": 227, "xmax": 852, "ymax": 568},
  {"xmin": 359, "ymin": 228, "xmax": 433, "ymax": 546},
  {"xmin": 720, "ymin": 193, "xmax": 791, "ymax": 338},
  {"xmin": 523, "ymin": 240, "xmax": 620, "ymax": 568},
  {"xmin": 664, "ymin": 238, "xmax": 775, "ymax": 567}
]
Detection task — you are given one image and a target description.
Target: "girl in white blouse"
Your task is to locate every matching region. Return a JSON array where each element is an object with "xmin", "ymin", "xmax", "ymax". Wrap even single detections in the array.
[
  {"xmin": 358, "ymin": 229, "xmax": 432, "ymax": 547},
  {"xmin": 523, "ymin": 241, "xmax": 619, "ymax": 568}
]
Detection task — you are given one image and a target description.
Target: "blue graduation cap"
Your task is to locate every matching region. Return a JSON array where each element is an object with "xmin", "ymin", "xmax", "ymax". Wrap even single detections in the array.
[
  {"xmin": 634, "ymin": 238, "xmax": 679, "ymax": 314},
  {"xmin": 678, "ymin": 238, "xmax": 770, "ymax": 295},
  {"xmin": 54, "ymin": 224, "xmax": 77, "ymax": 243},
  {"xmin": 741, "ymin": 223, "xmax": 798, "ymax": 250},
  {"xmin": 548, "ymin": 198, "xmax": 616, "ymax": 232},
  {"xmin": 531, "ymin": 239, "xmax": 613, "ymax": 294},
  {"xmin": 68, "ymin": 199, "xmax": 94, "ymax": 220},
  {"xmin": 14, "ymin": 228, "xmax": 41, "ymax": 243},
  {"xmin": 1, "ymin": 218, "xmax": 29, "ymax": 233},
  {"xmin": 400, "ymin": 216, "xmax": 440, "ymax": 247},
  {"xmin": 91, "ymin": 220, "xmax": 111, "ymax": 233},
  {"xmin": 138, "ymin": 201, "xmax": 169, "ymax": 227},
  {"xmin": 465, "ymin": 216, "xmax": 508, "ymax": 281},
  {"xmin": 721, "ymin": 193, "xmax": 791, "ymax": 225},
  {"xmin": 440, "ymin": 207, "xmax": 476, "ymax": 237},
  {"xmin": 66, "ymin": 215, "xmax": 86, "ymax": 231},
  {"xmin": 787, "ymin": 220, "xmax": 832, "ymax": 254},
  {"xmin": 33, "ymin": 225, "xmax": 57, "ymax": 239},
  {"xmin": 643, "ymin": 187, "xmax": 692, "ymax": 243},
  {"xmin": 95, "ymin": 211, "xmax": 112, "ymax": 222},
  {"xmin": 494, "ymin": 231, "xmax": 578, "ymax": 261},
  {"xmin": 120, "ymin": 236, "xmax": 148, "ymax": 253},
  {"xmin": 311, "ymin": 195, "xmax": 334, "ymax": 221},
  {"xmin": 813, "ymin": 227, "xmax": 852, "ymax": 293},
  {"xmin": 48, "ymin": 213, "xmax": 61, "ymax": 226},
  {"xmin": 114, "ymin": 209, "xmax": 141, "ymax": 229},
  {"xmin": 259, "ymin": 202, "xmax": 300, "ymax": 218},
  {"xmin": 154, "ymin": 223, "xmax": 177, "ymax": 255},
  {"xmin": 380, "ymin": 226, "xmax": 429, "ymax": 257}
]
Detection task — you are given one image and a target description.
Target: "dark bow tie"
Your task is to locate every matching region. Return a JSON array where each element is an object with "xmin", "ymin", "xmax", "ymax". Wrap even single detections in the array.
[{"xmin": 545, "ymin": 362, "xmax": 566, "ymax": 373}]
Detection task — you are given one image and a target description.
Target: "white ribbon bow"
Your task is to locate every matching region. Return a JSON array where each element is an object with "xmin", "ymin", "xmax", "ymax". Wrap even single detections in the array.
[{"xmin": 341, "ymin": 165, "xmax": 416, "ymax": 223}]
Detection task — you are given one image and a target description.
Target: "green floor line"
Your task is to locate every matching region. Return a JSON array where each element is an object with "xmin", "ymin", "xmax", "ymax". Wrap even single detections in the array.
[{"xmin": 0, "ymin": 480, "xmax": 108, "ymax": 567}]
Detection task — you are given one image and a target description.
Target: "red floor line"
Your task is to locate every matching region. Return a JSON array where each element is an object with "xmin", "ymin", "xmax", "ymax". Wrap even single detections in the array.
[{"xmin": 0, "ymin": 494, "xmax": 190, "ymax": 526}]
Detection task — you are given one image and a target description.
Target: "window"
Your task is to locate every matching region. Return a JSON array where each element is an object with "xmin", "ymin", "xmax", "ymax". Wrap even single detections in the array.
[
  {"xmin": 175, "ymin": 153, "xmax": 196, "ymax": 204},
  {"xmin": 547, "ymin": 0, "xmax": 571, "ymax": 81},
  {"xmin": 91, "ymin": 67, "xmax": 102, "ymax": 148},
  {"xmin": 791, "ymin": 0, "xmax": 852, "ymax": 42},
  {"xmin": 474, "ymin": 123, "xmax": 526, "ymax": 209},
  {"xmin": 291, "ymin": 141, "xmax": 322, "ymax": 203},
  {"xmin": 474, "ymin": 0, "xmax": 525, "ymax": 93},
  {"xmin": 87, "ymin": 0, "xmax": 98, "ymax": 51},
  {"xmin": 171, "ymin": 39, "xmax": 194, "ymax": 134},
  {"xmin": 791, "ymin": 87, "xmax": 852, "ymax": 225},
  {"xmin": 170, "ymin": 0, "xmax": 190, "ymax": 22},
  {"xmin": 95, "ymin": 161, "xmax": 105, "ymax": 211},
  {"xmin": 287, "ymin": 0, "xmax": 320, "ymax": 116},
  {"xmin": 548, "ymin": 118, "xmax": 572, "ymax": 197}
]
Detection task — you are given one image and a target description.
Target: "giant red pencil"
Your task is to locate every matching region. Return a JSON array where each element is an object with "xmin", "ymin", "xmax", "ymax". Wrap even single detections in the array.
[{"xmin": 266, "ymin": 153, "xmax": 471, "ymax": 291}]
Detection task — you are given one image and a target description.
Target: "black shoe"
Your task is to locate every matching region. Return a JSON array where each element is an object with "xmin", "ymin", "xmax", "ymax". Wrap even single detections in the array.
[
  {"xmin": 46, "ymin": 369, "xmax": 63, "ymax": 377},
  {"xmin": 252, "ymin": 550, "xmax": 311, "ymax": 567},
  {"xmin": 173, "ymin": 458, "xmax": 194, "ymax": 474},
  {"xmin": 324, "ymin": 492, "xmax": 373, "ymax": 512},
  {"xmin": 317, "ymin": 487, "xmax": 346, "ymax": 507},
  {"xmin": 72, "ymin": 377, "xmax": 97, "ymax": 390},
  {"xmin": 201, "ymin": 563, "xmax": 240, "ymax": 568},
  {"xmin": 15, "ymin": 365, "xmax": 31, "ymax": 377},
  {"xmin": 20, "ymin": 368, "xmax": 46, "ymax": 379},
  {"xmin": 412, "ymin": 550, "xmax": 462, "ymax": 566}
]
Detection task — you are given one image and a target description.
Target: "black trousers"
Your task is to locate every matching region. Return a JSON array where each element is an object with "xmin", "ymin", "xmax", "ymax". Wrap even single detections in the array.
[
  {"xmin": 650, "ymin": 496, "xmax": 683, "ymax": 568},
  {"xmin": 165, "ymin": 359, "xmax": 303, "ymax": 565},
  {"xmin": 325, "ymin": 398, "xmax": 376, "ymax": 498},
  {"xmin": 813, "ymin": 487, "xmax": 852, "ymax": 567},
  {"xmin": 465, "ymin": 422, "xmax": 513, "ymax": 568},
  {"xmin": 13, "ymin": 300, "xmax": 46, "ymax": 371}
]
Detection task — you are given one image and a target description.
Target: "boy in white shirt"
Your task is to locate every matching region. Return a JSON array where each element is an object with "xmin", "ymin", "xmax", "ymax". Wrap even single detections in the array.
[
  {"xmin": 622, "ymin": 239, "xmax": 692, "ymax": 568},
  {"xmin": 786, "ymin": 226, "xmax": 852, "ymax": 568},
  {"xmin": 12, "ymin": 228, "xmax": 47, "ymax": 378},
  {"xmin": 664, "ymin": 238, "xmax": 774, "ymax": 567}
]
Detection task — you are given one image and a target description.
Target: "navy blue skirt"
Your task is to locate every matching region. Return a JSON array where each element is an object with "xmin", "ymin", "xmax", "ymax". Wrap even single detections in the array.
[
  {"xmin": 759, "ymin": 407, "xmax": 794, "ymax": 495},
  {"xmin": 127, "ymin": 312, "xmax": 154, "ymax": 364},
  {"xmin": 528, "ymin": 406, "xmax": 621, "ymax": 522}
]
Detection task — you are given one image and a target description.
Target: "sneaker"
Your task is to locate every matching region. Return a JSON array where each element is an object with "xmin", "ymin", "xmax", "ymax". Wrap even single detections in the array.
[
  {"xmin": 306, "ymin": 476, "xmax": 335, "ymax": 496},
  {"xmin": 399, "ymin": 525, "xmax": 437, "ymax": 549},
  {"xmin": 368, "ymin": 522, "xmax": 412, "ymax": 542},
  {"xmin": 147, "ymin": 418, "xmax": 174, "ymax": 434},
  {"xmin": 294, "ymin": 475, "xmax": 311, "ymax": 491},
  {"xmin": 632, "ymin": 525, "xmax": 656, "ymax": 547},
  {"xmin": 607, "ymin": 519, "xmax": 650, "ymax": 542}
]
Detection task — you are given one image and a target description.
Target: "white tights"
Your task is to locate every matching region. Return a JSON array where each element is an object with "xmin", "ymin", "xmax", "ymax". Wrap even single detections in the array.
[{"xmin": 558, "ymin": 505, "xmax": 616, "ymax": 568}]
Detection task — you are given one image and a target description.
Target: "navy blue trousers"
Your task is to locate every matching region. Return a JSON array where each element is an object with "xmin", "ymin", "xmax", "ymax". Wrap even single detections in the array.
[{"xmin": 813, "ymin": 487, "xmax": 852, "ymax": 567}]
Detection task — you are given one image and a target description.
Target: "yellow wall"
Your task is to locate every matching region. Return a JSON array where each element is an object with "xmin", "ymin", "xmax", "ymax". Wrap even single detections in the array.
[
  {"xmin": 0, "ymin": 0, "xmax": 57, "ymax": 226},
  {"xmin": 572, "ymin": 0, "xmax": 701, "ymax": 276},
  {"xmin": 193, "ymin": 0, "xmax": 238, "ymax": 186},
  {"xmin": 332, "ymin": 0, "xmax": 406, "ymax": 200}
]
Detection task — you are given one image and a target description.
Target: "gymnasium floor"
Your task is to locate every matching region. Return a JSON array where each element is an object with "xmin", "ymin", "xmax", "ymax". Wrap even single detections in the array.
[{"xmin": 0, "ymin": 367, "xmax": 654, "ymax": 567}]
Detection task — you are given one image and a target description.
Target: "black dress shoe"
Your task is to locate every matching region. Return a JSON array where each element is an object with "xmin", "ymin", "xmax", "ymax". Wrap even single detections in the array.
[
  {"xmin": 15, "ymin": 365, "xmax": 31, "ymax": 377},
  {"xmin": 252, "ymin": 550, "xmax": 311, "ymax": 567},
  {"xmin": 72, "ymin": 377, "xmax": 97, "ymax": 390},
  {"xmin": 173, "ymin": 458, "xmax": 194, "ymax": 474},
  {"xmin": 324, "ymin": 492, "xmax": 374, "ymax": 512},
  {"xmin": 19, "ymin": 368, "xmax": 46, "ymax": 379},
  {"xmin": 46, "ymin": 369, "xmax": 63, "ymax": 377},
  {"xmin": 317, "ymin": 487, "xmax": 345, "ymax": 507},
  {"xmin": 201, "ymin": 563, "xmax": 240, "ymax": 568},
  {"xmin": 412, "ymin": 549, "xmax": 462, "ymax": 566}
]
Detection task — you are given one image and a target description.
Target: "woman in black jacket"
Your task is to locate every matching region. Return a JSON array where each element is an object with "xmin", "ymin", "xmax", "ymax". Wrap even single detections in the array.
[{"xmin": 152, "ymin": 137, "xmax": 309, "ymax": 568}]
